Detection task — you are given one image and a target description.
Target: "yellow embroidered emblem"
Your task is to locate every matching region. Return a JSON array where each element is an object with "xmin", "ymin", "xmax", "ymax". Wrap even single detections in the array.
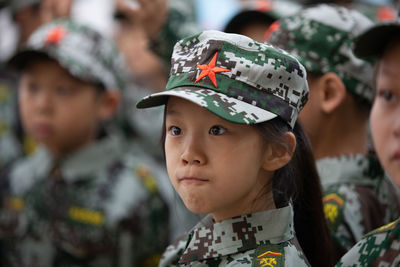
[
  {"xmin": 5, "ymin": 197, "xmax": 24, "ymax": 211},
  {"xmin": 323, "ymin": 193, "xmax": 344, "ymax": 231},
  {"xmin": 68, "ymin": 206, "xmax": 104, "ymax": 226},
  {"xmin": 136, "ymin": 165, "xmax": 157, "ymax": 194},
  {"xmin": 253, "ymin": 245, "xmax": 284, "ymax": 267}
]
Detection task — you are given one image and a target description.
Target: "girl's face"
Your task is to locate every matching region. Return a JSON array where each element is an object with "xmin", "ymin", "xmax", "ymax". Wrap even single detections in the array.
[
  {"xmin": 371, "ymin": 41, "xmax": 400, "ymax": 187},
  {"xmin": 165, "ymin": 97, "xmax": 275, "ymax": 222}
]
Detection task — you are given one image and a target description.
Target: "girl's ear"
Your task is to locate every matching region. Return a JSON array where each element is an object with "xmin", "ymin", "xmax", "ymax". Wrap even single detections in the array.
[
  {"xmin": 262, "ymin": 132, "xmax": 296, "ymax": 171},
  {"xmin": 98, "ymin": 90, "xmax": 121, "ymax": 121}
]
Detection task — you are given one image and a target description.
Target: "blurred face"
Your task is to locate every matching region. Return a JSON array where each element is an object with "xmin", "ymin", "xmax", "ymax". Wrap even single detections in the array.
[
  {"xmin": 371, "ymin": 40, "xmax": 400, "ymax": 186},
  {"xmin": 19, "ymin": 59, "xmax": 105, "ymax": 158},
  {"xmin": 164, "ymin": 97, "xmax": 274, "ymax": 222}
]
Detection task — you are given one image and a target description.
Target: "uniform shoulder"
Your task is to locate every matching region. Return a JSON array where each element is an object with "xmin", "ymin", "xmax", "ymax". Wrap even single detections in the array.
[{"xmin": 365, "ymin": 217, "xmax": 400, "ymax": 237}]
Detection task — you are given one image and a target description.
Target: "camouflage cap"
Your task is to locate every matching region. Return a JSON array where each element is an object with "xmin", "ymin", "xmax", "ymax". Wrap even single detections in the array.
[
  {"xmin": 224, "ymin": 0, "xmax": 302, "ymax": 34},
  {"xmin": 9, "ymin": 18, "xmax": 126, "ymax": 91},
  {"xmin": 354, "ymin": 19, "xmax": 400, "ymax": 58},
  {"xmin": 267, "ymin": 4, "xmax": 375, "ymax": 103},
  {"xmin": 137, "ymin": 30, "xmax": 309, "ymax": 128}
]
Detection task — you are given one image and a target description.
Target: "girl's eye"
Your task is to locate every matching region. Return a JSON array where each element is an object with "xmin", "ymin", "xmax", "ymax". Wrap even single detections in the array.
[
  {"xmin": 169, "ymin": 126, "xmax": 182, "ymax": 136},
  {"xmin": 209, "ymin": 125, "xmax": 226, "ymax": 135},
  {"xmin": 378, "ymin": 90, "xmax": 398, "ymax": 103}
]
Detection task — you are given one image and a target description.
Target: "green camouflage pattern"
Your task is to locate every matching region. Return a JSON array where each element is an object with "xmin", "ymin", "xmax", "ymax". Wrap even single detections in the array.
[
  {"xmin": 137, "ymin": 30, "xmax": 309, "ymax": 128},
  {"xmin": 159, "ymin": 205, "xmax": 310, "ymax": 266},
  {"xmin": 317, "ymin": 154, "xmax": 400, "ymax": 256},
  {"xmin": 268, "ymin": 4, "xmax": 375, "ymax": 104},
  {"xmin": 9, "ymin": 18, "xmax": 127, "ymax": 91},
  {"xmin": 336, "ymin": 217, "xmax": 400, "ymax": 266},
  {"xmin": 0, "ymin": 134, "xmax": 169, "ymax": 267}
]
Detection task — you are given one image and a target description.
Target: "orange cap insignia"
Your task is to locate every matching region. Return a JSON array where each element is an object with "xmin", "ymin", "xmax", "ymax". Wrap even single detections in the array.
[
  {"xmin": 264, "ymin": 21, "xmax": 281, "ymax": 41},
  {"xmin": 195, "ymin": 52, "xmax": 230, "ymax": 88},
  {"xmin": 45, "ymin": 26, "xmax": 66, "ymax": 46}
]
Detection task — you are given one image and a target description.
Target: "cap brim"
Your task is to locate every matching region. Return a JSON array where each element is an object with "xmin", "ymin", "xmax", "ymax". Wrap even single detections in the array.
[
  {"xmin": 136, "ymin": 87, "xmax": 278, "ymax": 125},
  {"xmin": 354, "ymin": 21, "xmax": 400, "ymax": 58},
  {"xmin": 7, "ymin": 49, "xmax": 51, "ymax": 70}
]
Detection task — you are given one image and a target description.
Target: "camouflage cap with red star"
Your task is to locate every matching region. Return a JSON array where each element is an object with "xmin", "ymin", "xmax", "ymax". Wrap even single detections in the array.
[
  {"xmin": 137, "ymin": 30, "xmax": 309, "ymax": 128},
  {"xmin": 9, "ymin": 18, "xmax": 126, "ymax": 91}
]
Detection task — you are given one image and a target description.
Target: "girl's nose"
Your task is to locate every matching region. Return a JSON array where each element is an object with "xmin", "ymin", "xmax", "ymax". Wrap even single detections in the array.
[{"xmin": 180, "ymin": 138, "xmax": 206, "ymax": 165}]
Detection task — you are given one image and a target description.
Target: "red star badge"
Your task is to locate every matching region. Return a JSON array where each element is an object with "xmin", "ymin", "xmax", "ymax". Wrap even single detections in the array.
[
  {"xmin": 194, "ymin": 52, "xmax": 231, "ymax": 88},
  {"xmin": 45, "ymin": 26, "xmax": 66, "ymax": 46}
]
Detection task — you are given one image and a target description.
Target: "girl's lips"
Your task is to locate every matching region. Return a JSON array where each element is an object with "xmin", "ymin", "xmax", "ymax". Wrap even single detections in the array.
[
  {"xmin": 179, "ymin": 177, "xmax": 209, "ymax": 183},
  {"xmin": 391, "ymin": 151, "xmax": 400, "ymax": 161}
]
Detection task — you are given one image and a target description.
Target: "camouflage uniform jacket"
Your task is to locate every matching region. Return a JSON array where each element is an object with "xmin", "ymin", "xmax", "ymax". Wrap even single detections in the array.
[
  {"xmin": 336, "ymin": 217, "xmax": 400, "ymax": 266},
  {"xmin": 317, "ymin": 154, "xmax": 400, "ymax": 255},
  {"xmin": 159, "ymin": 205, "xmax": 310, "ymax": 266},
  {"xmin": 0, "ymin": 134, "xmax": 169, "ymax": 267},
  {"xmin": 0, "ymin": 66, "xmax": 24, "ymax": 168}
]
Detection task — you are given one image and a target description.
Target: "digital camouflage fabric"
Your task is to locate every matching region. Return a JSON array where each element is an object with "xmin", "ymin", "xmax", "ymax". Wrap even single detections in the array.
[
  {"xmin": 0, "ymin": 135, "xmax": 169, "ymax": 267},
  {"xmin": 9, "ymin": 18, "xmax": 127, "ymax": 92},
  {"xmin": 159, "ymin": 206, "xmax": 310, "ymax": 266},
  {"xmin": 336, "ymin": 217, "xmax": 400, "ymax": 266},
  {"xmin": 267, "ymin": 4, "xmax": 375, "ymax": 104},
  {"xmin": 317, "ymin": 154, "xmax": 400, "ymax": 256},
  {"xmin": 137, "ymin": 30, "xmax": 309, "ymax": 128}
]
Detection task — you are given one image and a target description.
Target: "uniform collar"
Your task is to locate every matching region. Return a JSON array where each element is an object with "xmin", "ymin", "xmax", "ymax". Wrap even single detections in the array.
[
  {"xmin": 179, "ymin": 205, "xmax": 294, "ymax": 264},
  {"xmin": 317, "ymin": 154, "xmax": 384, "ymax": 187},
  {"xmin": 57, "ymin": 134, "xmax": 125, "ymax": 183},
  {"xmin": 10, "ymin": 146, "xmax": 53, "ymax": 195}
]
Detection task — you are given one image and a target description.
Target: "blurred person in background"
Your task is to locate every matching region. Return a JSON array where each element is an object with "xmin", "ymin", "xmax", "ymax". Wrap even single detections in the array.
[
  {"xmin": 0, "ymin": 18, "xmax": 169, "ymax": 267},
  {"xmin": 337, "ymin": 12, "xmax": 400, "ymax": 266},
  {"xmin": 0, "ymin": 0, "xmax": 73, "ymax": 170},
  {"xmin": 113, "ymin": 0, "xmax": 203, "ymax": 241},
  {"xmin": 223, "ymin": 0, "xmax": 302, "ymax": 42},
  {"xmin": 268, "ymin": 3, "xmax": 400, "ymax": 261}
]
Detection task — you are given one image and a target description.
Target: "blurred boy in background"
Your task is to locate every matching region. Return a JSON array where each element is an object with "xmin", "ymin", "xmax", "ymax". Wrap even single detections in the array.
[{"xmin": 0, "ymin": 18, "xmax": 169, "ymax": 267}]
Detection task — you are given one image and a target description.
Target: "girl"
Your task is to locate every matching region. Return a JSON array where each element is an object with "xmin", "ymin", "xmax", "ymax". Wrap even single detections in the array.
[
  {"xmin": 336, "ymin": 23, "xmax": 400, "ymax": 266},
  {"xmin": 137, "ymin": 30, "xmax": 334, "ymax": 266}
]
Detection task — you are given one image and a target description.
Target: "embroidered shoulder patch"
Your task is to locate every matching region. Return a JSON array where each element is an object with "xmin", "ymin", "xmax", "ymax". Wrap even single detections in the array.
[
  {"xmin": 135, "ymin": 165, "xmax": 157, "ymax": 194},
  {"xmin": 252, "ymin": 244, "xmax": 284, "ymax": 267},
  {"xmin": 365, "ymin": 217, "xmax": 400, "ymax": 237},
  {"xmin": 322, "ymin": 192, "xmax": 345, "ymax": 231}
]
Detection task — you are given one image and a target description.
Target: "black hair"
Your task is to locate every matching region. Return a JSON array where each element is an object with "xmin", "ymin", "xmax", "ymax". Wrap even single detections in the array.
[
  {"xmin": 254, "ymin": 118, "xmax": 335, "ymax": 267},
  {"xmin": 224, "ymin": 10, "xmax": 276, "ymax": 35}
]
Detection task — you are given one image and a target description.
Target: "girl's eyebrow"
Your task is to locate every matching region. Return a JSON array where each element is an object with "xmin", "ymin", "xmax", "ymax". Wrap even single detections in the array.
[{"xmin": 165, "ymin": 107, "xmax": 180, "ymax": 116}]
